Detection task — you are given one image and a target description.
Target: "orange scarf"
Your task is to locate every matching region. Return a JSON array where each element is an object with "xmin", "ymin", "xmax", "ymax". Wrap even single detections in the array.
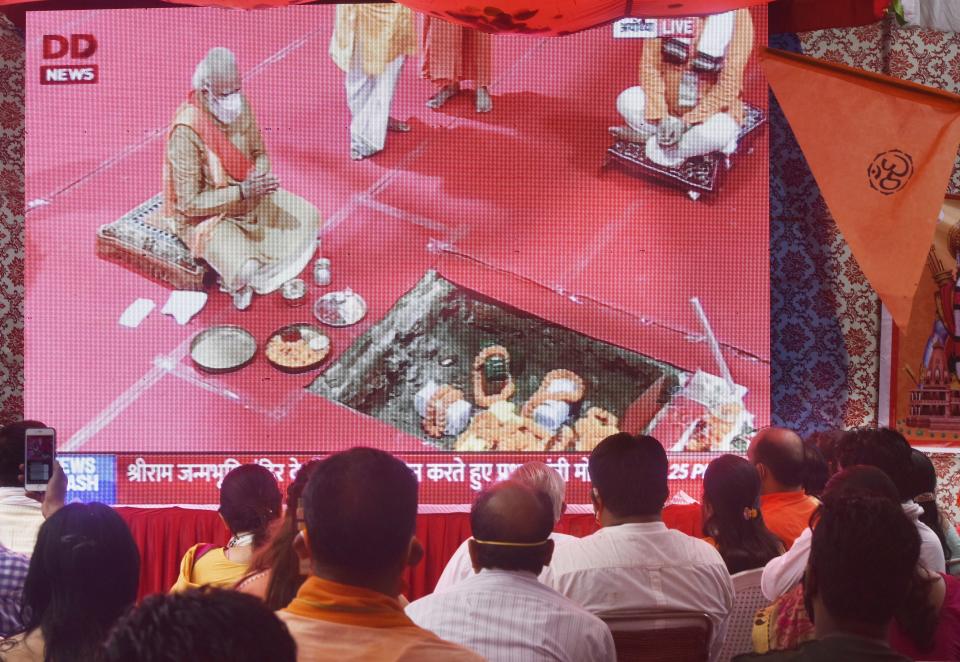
[
  {"xmin": 184, "ymin": 91, "xmax": 253, "ymax": 182},
  {"xmin": 284, "ymin": 577, "xmax": 413, "ymax": 629}
]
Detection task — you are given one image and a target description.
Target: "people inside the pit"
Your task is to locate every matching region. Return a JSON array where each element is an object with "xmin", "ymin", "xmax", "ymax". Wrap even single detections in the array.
[{"xmin": 164, "ymin": 47, "xmax": 320, "ymax": 310}]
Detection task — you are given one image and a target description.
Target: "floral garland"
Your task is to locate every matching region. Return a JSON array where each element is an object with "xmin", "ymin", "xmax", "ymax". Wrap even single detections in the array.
[
  {"xmin": 521, "ymin": 369, "xmax": 585, "ymax": 418},
  {"xmin": 422, "ymin": 384, "xmax": 464, "ymax": 438},
  {"xmin": 472, "ymin": 345, "xmax": 516, "ymax": 408}
]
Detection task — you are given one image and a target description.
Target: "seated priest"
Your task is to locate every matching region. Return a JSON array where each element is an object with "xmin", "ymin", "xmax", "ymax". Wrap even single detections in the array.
[
  {"xmin": 609, "ymin": 9, "xmax": 754, "ymax": 169},
  {"xmin": 164, "ymin": 47, "xmax": 320, "ymax": 310}
]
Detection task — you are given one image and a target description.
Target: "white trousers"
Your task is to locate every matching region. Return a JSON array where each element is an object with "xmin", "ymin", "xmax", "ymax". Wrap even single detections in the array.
[
  {"xmin": 616, "ymin": 86, "xmax": 740, "ymax": 162},
  {"xmin": 345, "ymin": 42, "xmax": 404, "ymax": 157}
]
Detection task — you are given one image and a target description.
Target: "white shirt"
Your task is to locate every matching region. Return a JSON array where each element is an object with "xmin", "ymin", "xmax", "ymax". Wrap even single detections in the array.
[
  {"xmin": 542, "ymin": 522, "xmax": 734, "ymax": 662},
  {"xmin": 761, "ymin": 501, "xmax": 947, "ymax": 601},
  {"xmin": 0, "ymin": 489, "xmax": 43, "ymax": 556},
  {"xmin": 406, "ymin": 568, "xmax": 616, "ymax": 662},
  {"xmin": 433, "ymin": 532, "xmax": 578, "ymax": 593}
]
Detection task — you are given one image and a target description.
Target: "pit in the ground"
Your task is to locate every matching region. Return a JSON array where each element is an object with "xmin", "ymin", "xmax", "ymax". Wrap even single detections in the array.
[{"xmin": 309, "ymin": 271, "xmax": 686, "ymax": 451}]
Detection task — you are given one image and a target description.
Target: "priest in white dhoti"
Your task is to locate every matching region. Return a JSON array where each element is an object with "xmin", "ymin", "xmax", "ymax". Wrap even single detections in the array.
[
  {"xmin": 163, "ymin": 47, "xmax": 320, "ymax": 310},
  {"xmin": 330, "ymin": 4, "xmax": 418, "ymax": 160},
  {"xmin": 609, "ymin": 10, "xmax": 754, "ymax": 168}
]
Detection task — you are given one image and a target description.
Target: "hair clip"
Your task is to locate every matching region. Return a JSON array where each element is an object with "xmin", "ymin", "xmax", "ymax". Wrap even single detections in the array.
[{"xmin": 742, "ymin": 507, "xmax": 759, "ymax": 520}]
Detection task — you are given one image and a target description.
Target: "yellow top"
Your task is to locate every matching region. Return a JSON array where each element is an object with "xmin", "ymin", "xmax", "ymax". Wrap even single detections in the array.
[{"xmin": 170, "ymin": 543, "xmax": 249, "ymax": 592}]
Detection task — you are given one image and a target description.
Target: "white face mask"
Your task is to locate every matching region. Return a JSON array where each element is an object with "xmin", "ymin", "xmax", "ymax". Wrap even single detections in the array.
[{"xmin": 207, "ymin": 89, "xmax": 242, "ymax": 124}]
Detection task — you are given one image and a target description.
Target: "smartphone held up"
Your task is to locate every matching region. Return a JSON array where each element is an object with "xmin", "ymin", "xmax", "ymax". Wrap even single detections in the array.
[{"xmin": 24, "ymin": 427, "xmax": 55, "ymax": 492}]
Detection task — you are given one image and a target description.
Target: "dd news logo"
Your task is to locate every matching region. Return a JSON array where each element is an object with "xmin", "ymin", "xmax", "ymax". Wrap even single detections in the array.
[{"xmin": 39, "ymin": 34, "xmax": 98, "ymax": 85}]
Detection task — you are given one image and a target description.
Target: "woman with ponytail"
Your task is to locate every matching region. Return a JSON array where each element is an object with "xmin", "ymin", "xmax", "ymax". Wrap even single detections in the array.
[
  {"xmin": 235, "ymin": 460, "xmax": 320, "ymax": 609},
  {"xmin": 171, "ymin": 464, "xmax": 281, "ymax": 592},
  {"xmin": 701, "ymin": 454, "xmax": 784, "ymax": 574}
]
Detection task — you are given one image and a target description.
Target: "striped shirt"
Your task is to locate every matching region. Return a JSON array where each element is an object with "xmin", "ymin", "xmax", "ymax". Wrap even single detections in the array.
[
  {"xmin": 542, "ymin": 521, "xmax": 734, "ymax": 662},
  {"xmin": 0, "ymin": 543, "xmax": 29, "ymax": 637},
  {"xmin": 406, "ymin": 568, "xmax": 616, "ymax": 662}
]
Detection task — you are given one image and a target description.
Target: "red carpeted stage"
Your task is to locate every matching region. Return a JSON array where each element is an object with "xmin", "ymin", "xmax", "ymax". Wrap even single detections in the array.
[{"xmin": 24, "ymin": 6, "xmax": 769, "ymax": 504}]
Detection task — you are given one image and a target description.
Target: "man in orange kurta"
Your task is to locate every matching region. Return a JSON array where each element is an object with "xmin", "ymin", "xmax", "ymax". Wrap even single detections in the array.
[
  {"xmin": 421, "ymin": 17, "xmax": 493, "ymax": 113},
  {"xmin": 164, "ymin": 47, "xmax": 319, "ymax": 310},
  {"xmin": 277, "ymin": 448, "xmax": 482, "ymax": 662},
  {"xmin": 748, "ymin": 428, "xmax": 821, "ymax": 550},
  {"xmin": 609, "ymin": 9, "xmax": 754, "ymax": 168}
]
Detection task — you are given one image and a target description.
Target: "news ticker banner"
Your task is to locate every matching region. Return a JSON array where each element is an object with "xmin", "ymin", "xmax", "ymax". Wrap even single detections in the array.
[{"xmin": 57, "ymin": 452, "xmax": 716, "ymax": 506}]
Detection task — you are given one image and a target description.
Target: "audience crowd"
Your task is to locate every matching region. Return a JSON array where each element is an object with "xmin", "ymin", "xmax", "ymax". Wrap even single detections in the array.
[{"xmin": 0, "ymin": 420, "xmax": 955, "ymax": 661}]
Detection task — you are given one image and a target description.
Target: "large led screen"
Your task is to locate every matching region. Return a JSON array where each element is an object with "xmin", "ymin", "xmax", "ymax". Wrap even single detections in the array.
[{"xmin": 25, "ymin": 4, "xmax": 769, "ymax": 505}]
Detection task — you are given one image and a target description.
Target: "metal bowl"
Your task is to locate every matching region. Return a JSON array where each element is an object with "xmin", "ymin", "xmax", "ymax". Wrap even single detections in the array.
[{"xmin": 190, "ymin": 325, "xmax": 257, "ymax": 373}]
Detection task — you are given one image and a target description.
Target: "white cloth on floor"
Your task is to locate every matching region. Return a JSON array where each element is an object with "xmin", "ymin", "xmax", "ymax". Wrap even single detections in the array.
[
  {"xmin": 433, "ymin": 531, "xmax": 578, "ymax": 593},
  {"xmin": 345, "ymin": 32, "xmax": 404, "ymax": 157},
  {"xmin": 761, "ymin": 500, "xmax": 948, "ymax": 601},
  {"xmin": 161, "ymin": 291, "xmax": 207, "ymax": 326},
  {"xmin": 616, "ymin": 86, "xmax": 740, "ymax": 165},
  {"xmin": 542, "ymin": 522, "xmax": 734, "ymax": 662},
  {"xmin": 119, "ymin": 298, "xmax": 156, "ymax": 328},
  {"xmin": 406, "ymin": 568, "xmax": 616, "ymax": 662}
]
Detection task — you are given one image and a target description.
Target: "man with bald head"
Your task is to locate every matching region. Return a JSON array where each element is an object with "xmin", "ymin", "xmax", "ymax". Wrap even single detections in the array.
[
  {"xmin": 406, "ymin": 481, "xmax": 615, "ymax": 661},
  {"xmin": 433, "ymin": 461, "xmax": 576, "ymax": 591},
  {"xmin": 164, "ymin": 47, "xmax": 320, "ymax": 310},
  {"xmin": 748, "ymin": 427, "xmax": 820, "ymax": 549}
]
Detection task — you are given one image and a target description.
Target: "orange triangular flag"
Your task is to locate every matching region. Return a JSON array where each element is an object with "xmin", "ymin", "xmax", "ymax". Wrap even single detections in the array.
[{"xmin": 762, "ymin": 48, "xmax": 960, "ymax": 330}]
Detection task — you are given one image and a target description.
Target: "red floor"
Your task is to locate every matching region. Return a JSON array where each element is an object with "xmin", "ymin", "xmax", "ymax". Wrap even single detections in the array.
[{"xmin": 24, "ymin": 7, "xmax": 770, "ymax": 458}]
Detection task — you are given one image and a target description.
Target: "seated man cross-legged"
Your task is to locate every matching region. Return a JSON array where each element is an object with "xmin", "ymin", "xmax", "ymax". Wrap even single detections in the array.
[
  {"xmin": 406, "ymin": 480, "xmax": 616, "ymax": 662},
  {"xmin": 164, "ymin": 47, "xmax": 320, "ymax": 310},
  {"xmin": 609, "ymin": 9, "xmax": 754, "ymax": 169}
]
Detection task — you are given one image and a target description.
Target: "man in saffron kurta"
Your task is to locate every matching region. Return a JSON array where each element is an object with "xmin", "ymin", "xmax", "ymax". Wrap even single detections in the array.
[
  {"xmin": 165, "ymin": 48, "xmax": 319, "ymax": 310},
  {"xmin": 610, "ymin": 9, "xmax": 754, "ymax": 168},
  {"xmin": 330, "ymin": 4, "xmax": 418, "ymax": 160},
  {"xmin": 277, "ymin": 448, "xmax": 482, "ymax": 662},
  {"xmin": 749, "ymin": 428, "xmax": 820, "ymax": 550},
  {"xmin": 421, "ymin": 17, "xmax": 493, "ymax": 113}
]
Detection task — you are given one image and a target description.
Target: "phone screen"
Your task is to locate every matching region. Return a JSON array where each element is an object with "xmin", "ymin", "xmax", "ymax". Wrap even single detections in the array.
[{"xmin": 24, "ymin": 431, "xmax": 55, "ymax": 487}]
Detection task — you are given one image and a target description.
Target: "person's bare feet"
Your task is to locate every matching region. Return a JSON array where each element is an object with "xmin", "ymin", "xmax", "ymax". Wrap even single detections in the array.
[
  {"xmin": 608, "ymin": 125, "xmax": 653, "ymax": 143},
  {"xmin": 475, "ymin": 87, "xmax": 493, "ymax": 113},
  {"xmin": 426, "ymin": 83, "xmax": 460, "ymax": 109},
  {"xmin": 387, "ymin": 117, "xmax": 411, "ymax": 132}
]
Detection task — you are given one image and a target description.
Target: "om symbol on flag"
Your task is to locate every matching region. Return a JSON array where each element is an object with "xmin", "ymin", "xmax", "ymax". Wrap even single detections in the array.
[{"xmin": 867, "ymin": 149, "xmax": 914, "ymax": 195}]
